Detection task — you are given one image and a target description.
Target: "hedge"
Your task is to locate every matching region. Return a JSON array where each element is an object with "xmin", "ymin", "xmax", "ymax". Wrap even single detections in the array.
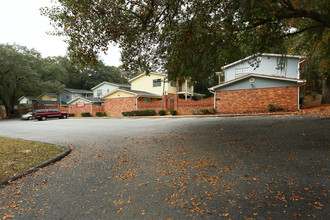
[
  {"xmin": 81, "ymin": 112, "xmax": 92, "ymax": 117},
  {"xmin": 122, "ymin": 109, "xmax": 156, "ymax": 116},
  {"xmin": 96, "ymin": 112, "xmax": 107, "ymax": 117}
]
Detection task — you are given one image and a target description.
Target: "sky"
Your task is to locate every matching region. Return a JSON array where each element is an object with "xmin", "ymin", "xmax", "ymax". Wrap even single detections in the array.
[{"xmin": 0, "ymin": 0, "xmax": 122, "ymax": 67}]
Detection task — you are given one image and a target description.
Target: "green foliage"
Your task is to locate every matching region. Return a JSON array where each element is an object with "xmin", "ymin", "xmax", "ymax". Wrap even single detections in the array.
[
  {"xmin": 81, "ymin": 112, "xmax": 92, "ymax": 117},
  {"xmin": 268, "ymin": 104, "xmax": 276, "ymax": 112},
  {"xmin": 169, "ymin": 110, "xmax": 177, "ymax": 116},
  {"xmin": 122, "ymin": 110, "xmax": 156, "ymax": 116},
  {"xmin": 268, "ymin": 104, "xmax": 284, "ymax": 112},
  {"xmin": 0, "ymin": 44, "xmax": 65, "ymax": 118},
  {"xmin": 43, "ymin": 0, "xmax": 329, "ymax": 102},
  {"xmin": 57, "ymin": 57, "xmax": 127, "ymax": 90},
  {"xmin": 158, "ymin": 110, "xmax": 166, "ymax": 116},
  {"xmin": 68, "ymin": 113, "xmax": 75, "ymax": 117},
  {"xmin": 96, "ymin": 112, "xmax": 107, "ymax": 117}
]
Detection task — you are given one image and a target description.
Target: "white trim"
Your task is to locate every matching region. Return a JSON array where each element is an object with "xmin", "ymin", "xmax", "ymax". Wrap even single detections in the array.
[
  {"xmin": 104, "ymin": 88, "xmax": 137, "ymax": 98},
  {"xmin": 91, "ymin": 81, "xmax": 130, "ymax": 90},
  {"xmin": 209, "ymin": 74, "xmax": 306, "ymax": 91},
  {"xmin": 67, "ymin": 96, "xmax": 92, "ymax": 105},
  {"xmin": 103, "ymin": 88, "xmax": 161, "ymax": 99}
]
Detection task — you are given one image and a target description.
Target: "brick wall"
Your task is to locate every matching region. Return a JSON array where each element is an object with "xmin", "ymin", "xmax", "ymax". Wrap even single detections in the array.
[
  {"xmin": 138, "ymin": 97, "xmax": 163, "ymax": 113},
  {"xmin": 215, "ymin": 86, "xmax": 298, "ymax": 113},
  {"xmin": 0, "ymin": 109, "xmax": 6, "ymax": 119},
  {"xmin": 177, "ymin": 96, "xmax": 214, "ymax": 115},
  {"xmin": 104, "ymin": 97, "xmax": 137, "ymax": 116},
  {"xmin": 54, "ymin": 104, "xmax": 104, "ymax": 116},
  {"xmin": 104, "ymin": 94, "xmax": 215, "ymax": 116}
]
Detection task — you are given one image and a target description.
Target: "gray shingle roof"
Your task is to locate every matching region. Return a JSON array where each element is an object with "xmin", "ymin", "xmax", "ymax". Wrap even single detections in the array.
[{"xmin": 64, "ymin": 88, "xmax": 93, "ymax": 94}]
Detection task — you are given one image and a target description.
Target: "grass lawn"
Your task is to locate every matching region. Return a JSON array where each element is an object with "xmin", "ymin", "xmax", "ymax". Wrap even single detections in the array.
[{"xmin": 0, "ymin": 137, "xmax": 64, "ymax": 181}]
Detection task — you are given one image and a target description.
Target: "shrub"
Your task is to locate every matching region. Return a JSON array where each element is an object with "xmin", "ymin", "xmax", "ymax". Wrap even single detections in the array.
[
  {"xmin": 68, "ymin": 113, "xmax": 75, "ymax": 117},
  {"xmin": 199, "ymin": 109, "xmax": 209, "ymax": 114},
  {"xmin": 96, "ymin": 112, "xmax": 107, "ymax": 117},
  {"xmin": 268, "ymin": 104, "xmax": 276, "ymax": 112},
  {"xmin": 158, "ymin": 110, "xmax": 166, "ymax": 116},
  {"xmin": 169, "ymin": 110, "xmax": 177, "ymax": 115},
  {"xmin": 208, "ymin": 108, "xmax": 216, "ymax": 114},
  {"xmin": 199, "ymin": 108, "xmax": 216, "ymax": 115},
  {"xmin": 268, "ymin": 104, "xmax": 285, "ymax": 112},
  {"xmin": 122, "ymin": 109, "xmax": 156, "ymax": 116},
  {"xmin": 81, "ymin": 112, "xmax": 92, "ymax": 117}
]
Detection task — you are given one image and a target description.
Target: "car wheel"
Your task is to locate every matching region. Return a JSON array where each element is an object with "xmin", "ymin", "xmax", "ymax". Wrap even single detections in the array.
[
  {"xmin": 28, "ymin": 117, "xmax": 32, "ymax": 120},
  {"xmin": 62, "ymin": 114, "xmax": 67, "ymax": 119},
  {"xmin": 41, "ymin": 116, "xmax": 46, "ymax": 121}
]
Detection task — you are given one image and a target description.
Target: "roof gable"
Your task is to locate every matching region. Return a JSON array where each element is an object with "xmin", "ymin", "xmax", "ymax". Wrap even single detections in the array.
[
  {"xmin": 91, "ymin": 81, "xmax": 130, "ymax": 90},
  {"xmin": 104, "ymin": 88, "xmax": 161, "ymax": 98},
  {"xmin": 219, "ymin": 53, "xmax": 305, "ymax": 72},
  {"xmin": 63, "ymin": 88, "xmax": 93, "ymax": 94},
  {"xmin": 128, "ymin": 72, "xmax": 167, "ymax": 83}
]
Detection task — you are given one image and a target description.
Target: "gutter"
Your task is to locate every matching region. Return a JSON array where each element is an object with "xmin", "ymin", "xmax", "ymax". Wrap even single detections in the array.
[
  {"xmin": 209, "ymin": 89, "xmax": 216, "ymax": 110},
  {"xmin": 136, "ymin": 95, "xmax": 140, "ymax": 110}
]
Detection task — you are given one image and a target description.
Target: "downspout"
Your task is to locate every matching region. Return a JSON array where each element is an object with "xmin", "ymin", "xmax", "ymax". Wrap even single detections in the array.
[
  {"xmin": 298, "ymin": 59, "xmax": 306, "ymax": 79},
  {"xmin": 298, "ymin": 86, "xmax": 300, "ymax": 110},
  {"xmin": 185, "ymin": 79, "xmax": 188, "ymax": 100},
  {"xmin": 209, "ymin": 90, "xmax": 216, "ymax": 111},
  {"xmin": 136, "ymin": 96, "xmax": 140, "ymax": 110},
  {"xmin": 91, "ymin": 102, "xmax": 93, "ymax": 116}
]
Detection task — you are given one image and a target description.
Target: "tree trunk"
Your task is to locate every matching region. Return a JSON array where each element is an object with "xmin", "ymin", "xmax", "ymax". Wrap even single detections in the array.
[{"xmin": 321, "ymin": 77, "xmax": 330, "ymax": 104}]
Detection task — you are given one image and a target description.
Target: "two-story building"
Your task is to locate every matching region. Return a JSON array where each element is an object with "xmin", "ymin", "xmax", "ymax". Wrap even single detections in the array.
[
  {"xmin": 57, "ymin": 88, "xmax": 94, "ymax": 105},
  {"xmin": 91, "ymin": 81, "xmax": 130, "ymax": 98},
  {"xmin": 103, "ymin": 72, "xmax": 201, "ymax": 115},
  {"xmin": 209, "ymin": 53, "xmax": 306, "ymax": 113}
]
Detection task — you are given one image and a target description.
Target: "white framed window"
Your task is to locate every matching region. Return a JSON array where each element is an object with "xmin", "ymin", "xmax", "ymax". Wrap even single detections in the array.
[
  {"xmin": 153, "ymin": 79, "xmax": 162, "ymax": 87},
  {"xmin": 97, "ymin": 89, "xmax": 102, "ymax": 97},
  {"xmin": 144, "ymin": 97, "xmax": 152, "ymax": 103},
  {"xmin": 170, "ymin": 81, "xmax": 176, "ymax": 87},
  {"xmin": 235, "ymin": 67, "xmax": 250, "ymax": 78}
]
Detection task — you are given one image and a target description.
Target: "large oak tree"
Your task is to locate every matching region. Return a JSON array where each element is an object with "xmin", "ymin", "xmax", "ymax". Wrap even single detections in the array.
[
  {"xmin": 0, "ymin": 44, "xmax": 66, "ymax": 117},
  {"xmin": 42, "ymin": 0, "xmax": 329, "ymax": 102}
]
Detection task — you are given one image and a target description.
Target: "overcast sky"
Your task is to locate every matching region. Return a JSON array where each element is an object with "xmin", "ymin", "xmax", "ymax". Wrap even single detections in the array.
[{"xmin": 0, "ymin": 0, "xmax": 122, "ymax": 67}]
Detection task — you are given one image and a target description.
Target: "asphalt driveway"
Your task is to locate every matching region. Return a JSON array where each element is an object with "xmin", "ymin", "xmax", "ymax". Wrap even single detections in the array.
[{"xmin": 0, "ymin": 116, "xmax": 329, "ymax": 219}]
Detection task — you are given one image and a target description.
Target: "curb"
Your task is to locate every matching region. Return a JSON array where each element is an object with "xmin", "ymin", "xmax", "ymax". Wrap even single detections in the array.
[
  {"xmin": 0, "ymin": 145, "xmax": 71, "ymax": 186},
  {"xmin": 69, "ymin": 111, "xmax": 298, "ymax": 119}
]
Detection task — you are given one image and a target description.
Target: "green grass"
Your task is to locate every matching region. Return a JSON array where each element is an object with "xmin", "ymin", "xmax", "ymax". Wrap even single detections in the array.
[{"xmin": 0, "ymin": 137, "xmax": 64, "ymax": 181}]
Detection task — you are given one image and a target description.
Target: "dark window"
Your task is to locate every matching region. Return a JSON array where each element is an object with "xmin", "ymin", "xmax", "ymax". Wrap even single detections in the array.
[
  {"xmin": 170, "ymin": 81, "xmax": 176, "ymax": 87},
  {"xmin": 144, "ymin": 97, "xmax": 152, "ymax": 103},
  {"xmin": 48, "ymin": 110, "xmax": 53, "ymax": 113},
  {"xmin": 36, "ymin": 109, "xmax": 47, "ymax": 113},
  {"xmin": 170, "ymin": 97, "xmax": 174, "ymax": 103},
  {"xmin": 54, "ymin": 110, "xmax": 60, "ymax": 113},
  {"xmin": 153, "ymin": 79, "xmax": 162, "ymax": 87}
]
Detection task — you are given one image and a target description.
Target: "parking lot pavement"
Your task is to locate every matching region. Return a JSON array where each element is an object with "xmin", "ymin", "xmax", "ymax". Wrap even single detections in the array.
[{"xmin": 0, "ymin": 116, "xmax": 329, "ymax": 219}]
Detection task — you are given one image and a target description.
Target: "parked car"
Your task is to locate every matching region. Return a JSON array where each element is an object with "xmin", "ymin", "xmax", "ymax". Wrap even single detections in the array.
[
  {"xmin": 33, "ymin": 109, "xmax": 68, "ymax": 121},
  {"xmin": 21, "ymin": 112, "xmax": 34, "ymax": 120}
]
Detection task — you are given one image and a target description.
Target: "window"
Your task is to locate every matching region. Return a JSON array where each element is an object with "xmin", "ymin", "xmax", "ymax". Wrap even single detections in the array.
[
  {"xmin": 170, "ymin": 81, "xmax": 176, "ymax": 87},
  {"xmin": 48, "ymin": 110, "xmax": 53, "ymax": 113},
  {"xmin": 97, "ymin": 89, "xmax": 102, "ymax": 96},
  {"xmin": 144, "ymin": 97, "xmax": 152, "ymax": 103},
  {"xmin": 153, "ymin": 79, "xmax": 162, "ymax": 87},
  {"xmin": 54, "ymin": 110, "xmax": 60, "ymax": 113},
  {"xmin": 235, "ymin": 67, "xmax": 249, "ymax": 78},
  {"xmin": 170, "ymin": 97, "xmax": 174, "ymax": 103}
]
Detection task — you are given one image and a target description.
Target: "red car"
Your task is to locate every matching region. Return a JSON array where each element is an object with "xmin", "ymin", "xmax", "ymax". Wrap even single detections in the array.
[{"xmin": 33, "ymin": 109, "xmax": 68, "ymax": 121}]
